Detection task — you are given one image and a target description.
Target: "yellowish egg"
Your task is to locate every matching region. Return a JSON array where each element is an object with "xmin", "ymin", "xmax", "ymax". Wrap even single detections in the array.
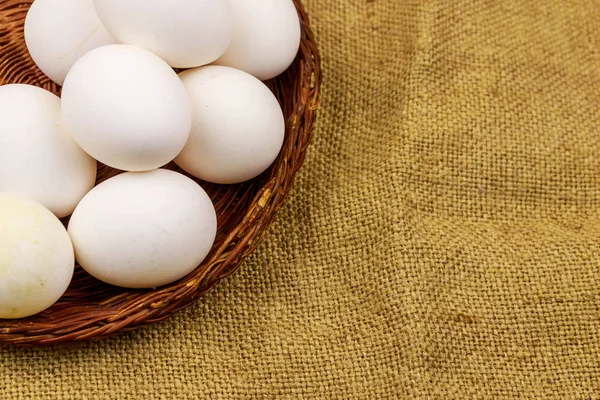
[{"xmin": 0, "ymin": 192, "xmax": 74, "ymax": 319}]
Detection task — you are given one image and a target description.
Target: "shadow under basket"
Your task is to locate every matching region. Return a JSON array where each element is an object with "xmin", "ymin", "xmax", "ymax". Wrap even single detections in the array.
[{"xmin": 0, "ymin": 0, "xmax": 322, "ymax": 345}]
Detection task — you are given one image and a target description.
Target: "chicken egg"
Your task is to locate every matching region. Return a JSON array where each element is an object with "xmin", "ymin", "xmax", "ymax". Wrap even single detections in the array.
[
  {"xmin": 176, "ymin": 66, "xmax": 285, "ymax": 184},
  {"xmin": 0, "ymin": 84, "xmax": 97, "ymax": 218},
  {"xmin": 0, "ymin": 192, "xmax": 74, "ymax": 319},
  {"xmin": 68, "ymin": 169, "xmax": 217, "ymax": 289},
  {"xmin": 93, "ymin": 0, "xmax": 233, "ymax": 68},
  {"xmin": 214, "ymin": 0, "xmax": 301, "ymax": 80},
  {"xmin": 61, "ymin": 44, "xmax": 192, "ymax": 172},
  {"xmin": 24, "ymin": 0, "xmax": 117, "ymax": 85}
]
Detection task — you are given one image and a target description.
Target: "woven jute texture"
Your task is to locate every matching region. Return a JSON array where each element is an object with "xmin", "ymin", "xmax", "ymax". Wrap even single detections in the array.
[{"xmin": 3, "ymin": 0, "xmax": 600, "ymax": 398}]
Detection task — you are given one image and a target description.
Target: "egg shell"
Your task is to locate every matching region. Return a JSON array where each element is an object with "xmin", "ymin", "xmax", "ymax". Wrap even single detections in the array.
[
  {"xmin": 176, "ymin": 66, "xmax": 285, "ymax": 184},
  {"xmin": 0, "ymin": 84, "xmax": 97, "ymax": 218},
  {"xmin": 24, "ymin": 0, "xmax": 117, "ymax": 85},
  {"xmin": 93, "ymin": 0, "xmax": 233, "ymax": 68},
  {"xmin": 214, "ymin": 0, "xmax": 301, "ymax": 80},
  {"xmin": 0, "ymin": 192, "xmax": 74, "ymax": 319},
  {"xmin": 68, "ymin": 169, "xmax": 217, "ymax": 289},
  {"xmin": 61, "ymin": 44, "xmax": 192, "ymax": 172}
]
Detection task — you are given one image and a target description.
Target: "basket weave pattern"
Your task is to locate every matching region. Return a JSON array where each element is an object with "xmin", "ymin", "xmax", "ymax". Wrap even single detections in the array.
[{"xmin": 0, "ymin": 0, "xmax": 321, "ymax": 345}]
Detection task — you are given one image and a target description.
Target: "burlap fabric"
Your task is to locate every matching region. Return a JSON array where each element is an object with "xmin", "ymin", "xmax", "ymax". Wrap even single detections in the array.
[{"xmin": 2, "ymin": 0, "xmax": 600, "ymax": 398}]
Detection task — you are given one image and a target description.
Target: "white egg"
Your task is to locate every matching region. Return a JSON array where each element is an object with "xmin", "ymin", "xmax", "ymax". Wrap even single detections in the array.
[
  {"xmin": 176, "ymin": 66, "xmax": 285, "ymax": 184},
  {"xmin": 0, "ymin": 192, "xmax": 74, "ymax": 319},
  {"xmin": 214, "ymin": 0, "xmax": 301, "ymax": 80},
  {"xmin": 93, "ymin": 0, "xmax": 233, "ymax": 68},
  {"xmin": 68, "ymin": 169, "xmax": 217, "ymax": 289},
  {"xmin": 24, "ymin": 0, "xmax": 117, "ymax": 85},
  {"xmin": 0, "ymin": 84, "xmax": 97, "ymax": 218},
  {"xmin": 61, "ymin": 44, "xmax": 192, "ymax": 172}
]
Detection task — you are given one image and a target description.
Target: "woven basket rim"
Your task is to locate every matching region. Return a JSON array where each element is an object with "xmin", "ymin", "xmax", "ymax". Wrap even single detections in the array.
[{"xmin": 0, "ymin": 0, "xmax": 322, "ymax": 346}]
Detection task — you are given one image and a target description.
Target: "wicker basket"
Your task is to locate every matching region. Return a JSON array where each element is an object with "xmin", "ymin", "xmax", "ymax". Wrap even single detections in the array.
[{"xmin": 0, "ymin": 0, "xmax": 321, "ymax": 345}]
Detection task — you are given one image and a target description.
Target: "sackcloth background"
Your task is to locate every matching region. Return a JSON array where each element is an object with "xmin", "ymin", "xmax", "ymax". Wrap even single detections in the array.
[{"xmin": 3, "ymin": 0, "xmax": 600, "ymax": 398}]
